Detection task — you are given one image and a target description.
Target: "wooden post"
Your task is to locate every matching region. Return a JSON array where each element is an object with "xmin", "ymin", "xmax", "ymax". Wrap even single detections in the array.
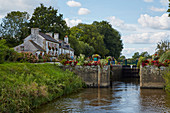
[{"xmin": 98, "ymin": 65, "xmax": 101, "ymax": 88}]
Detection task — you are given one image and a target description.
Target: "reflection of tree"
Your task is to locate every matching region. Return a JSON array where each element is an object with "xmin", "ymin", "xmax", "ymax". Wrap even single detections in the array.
[
  {"xmin": 140, "ymin": 89, "xmax": 170, "ymax": 112},
  {"xmin": 79, "ymin": 88, "xmax": 113, "ymax": 107}
]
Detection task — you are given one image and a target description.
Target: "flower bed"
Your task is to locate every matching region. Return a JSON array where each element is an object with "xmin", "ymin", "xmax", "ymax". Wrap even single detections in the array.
[{"xmin": 142, "ymin": 59, "xmax": 170, "ymax": 68}]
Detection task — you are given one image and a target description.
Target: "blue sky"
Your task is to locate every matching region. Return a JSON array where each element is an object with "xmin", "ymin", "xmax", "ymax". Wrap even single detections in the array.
[{"xmin": 0, "ymin": 0, "xmax": 170, "ymax": 58}]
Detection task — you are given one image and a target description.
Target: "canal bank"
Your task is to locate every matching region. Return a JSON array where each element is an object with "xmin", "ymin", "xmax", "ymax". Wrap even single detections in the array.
[{"xmin": 0, "ymin": 63, "xmax": 84, "ymax": 112}]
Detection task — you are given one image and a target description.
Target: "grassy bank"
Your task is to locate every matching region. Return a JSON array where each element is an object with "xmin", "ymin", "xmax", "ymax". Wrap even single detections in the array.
[
  {"xmin": 163, "ymin": 66, "xmax": 170, "ymax": 93},
  {"xmin": 0, "ymin": 63, "xmax": 84, "ymax": 112}
]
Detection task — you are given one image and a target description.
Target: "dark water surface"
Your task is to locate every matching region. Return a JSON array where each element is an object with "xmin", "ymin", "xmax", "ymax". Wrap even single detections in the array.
[{"xmin": 34, "ymin": 78, "xmax": 170, "ymax": 113}]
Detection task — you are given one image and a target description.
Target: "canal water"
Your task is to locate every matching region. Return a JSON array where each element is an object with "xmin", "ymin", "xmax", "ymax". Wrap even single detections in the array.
[{"xmin": 34, "ymin": 78, "xmax": 170, "ymax": 113}]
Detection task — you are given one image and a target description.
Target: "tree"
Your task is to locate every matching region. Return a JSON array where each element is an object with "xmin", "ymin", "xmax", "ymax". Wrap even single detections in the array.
[
  {"xmin": 118, "ymin": 55, "xmax": 126, "ymax": 61},
  {"xmin": 69, "ymin": 35, "xmax": 95, "ymax": 56},
  {"xmin": 92, "ymin": 21, "xmax": 123, "ymax": 59},
  {"xmin": 132, "ymin": 52, "xmax": 140, "ymax": 59},
  {"xmin": 140, "ymin": 51, "xmax": 151, "ymax": 58},
  {"xmin": 69, "ymin": 23, "xmax": 109, "ymax": 57},
  {"xmin": 0, "ymin": 11, "xmax": 29, "ymax": 47},
  {"xmin": 29, "ymin": 4, "xmax": 69, "ymax": 39},
  {"xmin": 168, "ymin": 0, "xmax": 170, "ymax": 16},
  {"xmin": 156, "ymin": 40, "xmax": 170, "ymax": 56},
  {"xmin": 79, "ymin": 41, "xmax": 95, "ymax": 57}
]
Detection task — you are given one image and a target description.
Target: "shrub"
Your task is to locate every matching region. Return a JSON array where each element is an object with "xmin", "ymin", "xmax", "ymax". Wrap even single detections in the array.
[
  {"xmin": 0, "ymin": 39, "xmax": 8, "ymax": 63},
  {"xmin": 137, "ymin": 57, "xmax": 146, "ymax": 68},
  {"xmin": 159, "ymin": 50, "xmax": 170, "ymax": 63}
]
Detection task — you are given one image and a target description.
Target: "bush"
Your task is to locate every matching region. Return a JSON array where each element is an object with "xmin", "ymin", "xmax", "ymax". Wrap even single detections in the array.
[
  {"xmin": 0, "ymin": 39, "xmax": 8, "ymax": 63},
  {"xmin": 0, "ymin": 63, "xmax": 84, "ymax": 112},
  {"xmin": 159, "ymin": 50, "xmax": 170, "ymax": 63},
  {"xmin": 137, "ymin": 57, "xmax": 146, "ymax": 68},
  {"xmin": 5, "ymin": 48, "xmax": 19, "ymax": 62}
]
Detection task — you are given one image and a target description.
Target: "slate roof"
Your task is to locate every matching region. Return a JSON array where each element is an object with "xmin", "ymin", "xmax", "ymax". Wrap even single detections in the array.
[
  {"xmin": 29, "ymin": 40, "xmax": 46, "ymax": 51},
  {"xmin": 39, "ymin": 32, "xmax": 58, "ymax": 43},
  {"xmin": 70, "ymin": 47, "xmax": 74, "ymax": 51}
]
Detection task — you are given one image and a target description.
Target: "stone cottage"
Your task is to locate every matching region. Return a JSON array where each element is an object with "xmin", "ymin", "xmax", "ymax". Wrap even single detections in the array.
[{"xmin": 14, "ymin": 28, "xmax": 74, "ymax": 57}]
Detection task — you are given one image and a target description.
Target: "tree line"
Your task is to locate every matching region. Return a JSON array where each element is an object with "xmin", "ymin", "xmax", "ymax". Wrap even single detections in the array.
[{"xmin": 0, "ymin": 4, "xmax": 123, "ymax": 59}]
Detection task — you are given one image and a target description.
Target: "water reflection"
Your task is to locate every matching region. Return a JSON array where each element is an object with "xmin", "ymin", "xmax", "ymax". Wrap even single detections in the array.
[{"xmin": 34, "ymin": 78, "xmax": 170, "ymax": 113}]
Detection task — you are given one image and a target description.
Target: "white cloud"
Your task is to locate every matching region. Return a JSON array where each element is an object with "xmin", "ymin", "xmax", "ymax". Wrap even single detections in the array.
[
  {"xmin": 138, "ymin": 13, "xmax": 170, "ymax": 30},
  {"xmin": 66, "ymin": 0, "xmax": 81, "ymax": 7},
  {"xmin": 64, "ymin": 18, "xmax": 82, "ymax": 27},
  {"xmin": 107, "ymin": 16, "xmax": 136, "ymax": 31},
  {"xmin": 122, "ymin": 46, "xmax": 156, "ymax": 58},
  {"xmin": 0, "ymin": 0, "xmax": 59, "ymax": 19},
  {"xmin": 122, "ymin": 32, "xmax": 170, "ymax": 44},
  {"xmin": 150, "ymin": 6, "xmax": 167, "ymax": 12},
  {"xmin": 78, "ymin": 8, "xmax": 90, "ymax": 15},
  {"xmin": 160, "ymin": 0, "xmax": 169, "ymax": 6},
  {"xmin": 144, "ymin": 0, "xmax": 154, "ymax": 2}
]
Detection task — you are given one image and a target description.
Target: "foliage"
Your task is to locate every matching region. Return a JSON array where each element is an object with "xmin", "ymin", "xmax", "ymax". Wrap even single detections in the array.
[
  {"xmin": 168, "ymin": 0, "xmax": 170, "ymax": 16},
  {"xmin": 92, "ymin": 21, "xmax": 123, "ymax": 59},
  {"xmin": 0, "ymin": 63, "xmax": 84, "ymax": 112},
  {"xmin": 78, "ymin": 41, "xmax": 95, "ymax": 57},
  {"xmin": 137, "ymin": 56, "xmax": 146, "ymax": 68},
  {"xmin": 60, "ymin": 59, "xmax": 67, "ymax": 65},
  {"xmin": 140, "ymin": 51, "xmax": 152, "ymax": 58},
  {"xmin": 58, "ymin": 54, "xmax": 71, "ymax": 61},
  {"xmin": 29, "ymin": 4, "xmax": 69, "ymax": 39},
  {"xmin": 141, "ymin": 59, "xmax": 170, "ymax": 68},
  {"xmin": 163, "ymin": 66, "xmax": 170, "ymax": 93},
  {"xmin": 132, "ymin": 52, "xmax": 140, "ymax": 59},
  {"xmin": 5, "ymin": 48, "xmax": 20, "ymax": 62},
  {"xmin": 156, "ymin": 40, "xmax": 170, "ymax": 56},
  {"xmin": 0, "ymin": 11, "xmax": 29, "ymax": 47},
  {"xmin": 69, "ymin": 23, "xmax": 110, "ymax": 57},
  {"xmin": 118, "ymin": 55, "xmax": 126, "ymax": 63},
  {"xmin": 0, "ymin": 39, "xmax": 8, "ymax": 63},
  {"xmin": 159, "ymin": 50, "xmax": 170, "ymax": 62},
  {"xmin": 76, "ymin": 54, "xmax": 85, "ymax": 66}
]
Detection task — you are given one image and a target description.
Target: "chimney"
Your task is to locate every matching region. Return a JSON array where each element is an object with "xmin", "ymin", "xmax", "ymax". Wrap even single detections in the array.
[
  {"xmin": 31, "ymin": 28, "xmax": 39, "ymax": 36},
  {"xmin": 64, "ymin": 35, "xmax": 68, "ymax": 44},
  {"xmin": 45, "ymin": 33, "xmax": 53, "ymax": 37},
  {"xmin": 54, "ymin": 33, "xmax": 59, "ymax": 41}
]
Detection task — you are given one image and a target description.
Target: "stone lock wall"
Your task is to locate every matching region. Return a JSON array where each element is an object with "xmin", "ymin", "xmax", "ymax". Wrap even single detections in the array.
[
  {"xmin": 140, "ymin": 66, "xmax": 166, "ymax": 89},
  {"xmin": 63, "ymin": 65, "xmax": 110, "ymax": 88},
  {"xmin": 110, "ymin": 65, "xmax": 122, "ymax": 81}
]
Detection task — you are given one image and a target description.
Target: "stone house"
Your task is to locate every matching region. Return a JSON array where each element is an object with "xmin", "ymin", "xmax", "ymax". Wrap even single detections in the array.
[{"xmin": 14, "ymin": 28, "xmax": 74, "ymax": 57}]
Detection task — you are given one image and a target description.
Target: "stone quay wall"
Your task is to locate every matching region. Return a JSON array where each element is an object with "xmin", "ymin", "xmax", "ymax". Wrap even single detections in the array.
[
  {"xmin": 140, "ymin": 66, "xmax": 166, "ymax": 89},
  {"xmin": 63, "ymin": 65, "xmax": 110, "ymax": 88}
]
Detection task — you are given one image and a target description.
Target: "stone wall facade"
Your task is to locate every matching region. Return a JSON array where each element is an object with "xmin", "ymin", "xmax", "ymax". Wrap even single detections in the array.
[
  {"xmin": 140, "ymin": 66, "xmax": 166, "ymax": 89},
  {"xmin": 63, "ymin": 65, "xmax": 110, "ymax": 88}
]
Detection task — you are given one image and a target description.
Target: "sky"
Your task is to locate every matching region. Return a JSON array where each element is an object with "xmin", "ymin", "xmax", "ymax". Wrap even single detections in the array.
[{"xmin": 0, "ymin": 0, "xmax": 170, "ymax": 58}]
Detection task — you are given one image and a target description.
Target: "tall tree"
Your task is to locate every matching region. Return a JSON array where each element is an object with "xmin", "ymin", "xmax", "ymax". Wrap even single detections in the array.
[
  {"xmin": 29, "ymin": 4, "xmax": 69, "ymax": 39},
  {"xmin": 69, "ymin": 23, "xmax": 109, "ymax": 57},
  {"xmin": 92, "ymin": 21, "xmax": 123, "ymax": 59},
  {"xmin": 156, "ymin": 40, "xmax": 170, "ymax": 56},
  {"xmin": 132, "ymin": 52, "xmax": 140, "ymax": 59},
  {"xmin": 0, "ymin": 11, "xmax": 29, "ymax": 47},
  {"xmin": 168, "ymin": 0, "xmax": 170, "ymax": 16}
]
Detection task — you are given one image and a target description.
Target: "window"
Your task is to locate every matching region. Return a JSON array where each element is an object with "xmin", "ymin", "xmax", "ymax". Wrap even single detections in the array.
[{"xmin": 20, "ymin": 46, "xmax": 24, "ymax": 51}]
